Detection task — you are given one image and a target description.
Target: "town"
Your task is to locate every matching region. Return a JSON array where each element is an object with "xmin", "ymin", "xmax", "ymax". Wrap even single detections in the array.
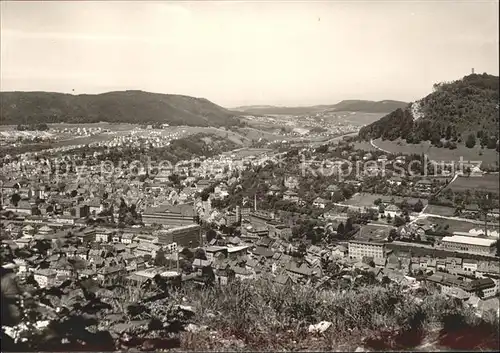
[
  {"xmin": 2, "ymin": 128, "xmax": 499, "ymax": 307},
  {"xmin": 1, "ymin": 1, "xmax": 499, "ymax": 351}
]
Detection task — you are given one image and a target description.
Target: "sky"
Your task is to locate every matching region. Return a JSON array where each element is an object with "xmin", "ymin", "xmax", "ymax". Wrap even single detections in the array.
[{"xmin": 1, "ymin": 1, "xmax": 498, "ymax": 107}]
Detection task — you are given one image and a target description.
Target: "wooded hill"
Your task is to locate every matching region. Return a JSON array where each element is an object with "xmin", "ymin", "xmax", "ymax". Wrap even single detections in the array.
[
  {"xmin": 0, "ymin": 90, "xmax": 241, "ymax": 127},
  {"xmin": 358, "ymin": 73, "xmax": 499, "ymax": 149}
]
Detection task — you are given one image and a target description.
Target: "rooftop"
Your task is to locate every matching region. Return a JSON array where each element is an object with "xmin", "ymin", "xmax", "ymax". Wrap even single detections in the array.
[{"xmin": 441, "ymin": 235, "xmax": 496, "ymax": 247}]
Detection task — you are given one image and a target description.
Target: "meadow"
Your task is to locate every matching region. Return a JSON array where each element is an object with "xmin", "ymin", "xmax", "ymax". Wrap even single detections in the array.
[
  {"xmin": 370, "ymin": 139, "xmax": 499, "ymax": 167},
  {"xmin": 424, "ymin": 204, "xmax": 456, "ymax": 217},
  {"xmin": 445, "ymin": 174, "xmax": 500, "ymax": 194},
  {"xmin": 426, "ymin": 216, "xmax": 500, "ymax": 234},
  {"xmin": 343, "ymin": 193, "xmax": 428, "ymax": 208}
]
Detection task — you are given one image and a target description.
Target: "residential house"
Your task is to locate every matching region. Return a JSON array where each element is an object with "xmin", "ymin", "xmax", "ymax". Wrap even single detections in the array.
[
  {"xmin": 251, "ymin": 246, "xmax": 275, "ymax": 259},
  {"xmin": 306, "ymin": 245, "xmax": 323, "ymax": 259},
  {"xmin": 205, "ymin": 246, "xmax": 228, "ymax": 262},
  {"xmin": 134, "ymin": 243, "xmax": 160, "ymax": 258},
  {"xmin": 75, "ymin": 229, "xmax": 96, "ymax": 243},
  {"xmin": 267, "ymin": 185, "xmax": 281, "ymax": 196},
  {"xmin": 331, "ymin": 245, "xmax": 348, "ymax": 259},
  {"xmin": 284, "ymin": 176, "xmax": 299, "ymax": 189},
  {"xmin": 445, "ymin": 257, "xmax": 463, "ymax": 275},
  {"xmin": 286, "ymin": 262, "xmax": 313, "ymax": 281},
  {"xmin": 227, "ymin": 245, "xmax": 249, "ymax": 260},
  {"xmin": 384, "ymin": 204, "xmax": 402, "ymax": 218},
  {"xmin": 97, "ymin": 266, "xmax": 125, "ymax": 284},
  {"xmin": 22, "ymin": 224, "xmax": 35, "ymax": 237},
  {"xmin": 120, "ymin": 233, "xmax": 136, "ymax": 244},
  {"xmin": 111, "ymin": 233, "xmax": 122, "ymax": 243},
  {"xmin": 273, "ymin": 273, "xmax": 293, "ymax": 286},
  {"xmin": 95, "ymin": 228, "xmax": 113, "ymax": 243},
  {"xmin": 313, "ymin": 197, "xmax": 328, "ymax": 209},
  {"xmin": 325, "ymin": 184, "xmax": 340, "ymax": 196},
  {"xmin": 232, "ymin": 266, "xmax": 255, "ymax": 280},
  {"xmin": 414, "ymin": 179, "xmax": 432, "ymax": 193},
  {"xmin": 283, "ymin": 190, "xmax": 299, "ymax": 203},
  {"xmin": 387, "ymin": 176, "xmax": 403, "ymax": 186},
  {"xmin": 33, "ymin": 269, "xmax": 57, "ymax": 288}
]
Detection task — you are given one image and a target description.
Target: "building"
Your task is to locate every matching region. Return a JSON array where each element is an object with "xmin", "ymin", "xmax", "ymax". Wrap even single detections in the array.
[
  {"xmin": 34, "ymin": 269, "xmax": 57, "ymax": 288},
  {"xmin": 75, "ymin": 229, "xmax": 96, "ymax": 243},
  {"xmin": 283, "ymin": 190, "xmax": 299, "ymax": 202},
  {"xmin": 95, "ymin": 228, "xmax": 114, "ymax": 243},
  {"xmin": 227, "ymin": 245, "xmax": 249, "ymax": 260},
  {"xmin": 157, "ymin": 223, "xmax": 201, "ymax": 248},
  {"xmin": 247, "ymin": 210, "xmax": 274, "ymax": 226},
  {"xmin": 241, "ymin": 225, "xmax": 269, "ymax": 239},
  {"xmin": 414, "ymin": 179, "xmax": 433, "ymax": 192},
  {"xmin": 268, "ymin": 222, "xmax": 292, "ymax": 240},
  {"xmin": 348, "ymin": 240, "xmax": 385, "ymax": 260},
  {"xmin": 441, "ymin": 235, "xmax": 496, "ymax": 256},
  {"xmin": 313, "ymin": 197, "xmax": 328, "ymax": 209},
  {"xmin": 74, "ymin": 204, "xmax": 90, "ymax": 218},
  {"xmin": 205, "ymin": 246, "xmax": 228, "ymax": 262},
  {"xmin": 426, "ymin": 272, "xmax": 497, "ymax": 300},
  {"xmin": 142, "ymin": 203, "xmax": 197, "ymax": 226}
]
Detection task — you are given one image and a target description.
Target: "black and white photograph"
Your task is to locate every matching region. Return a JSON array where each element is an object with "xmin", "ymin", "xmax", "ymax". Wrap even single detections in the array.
[{"xmin": 1, "ymin": 0, "xmax": 499, "ymax": 351}]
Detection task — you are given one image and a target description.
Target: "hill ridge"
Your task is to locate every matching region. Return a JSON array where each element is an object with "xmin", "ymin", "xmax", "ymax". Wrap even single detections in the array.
[
  {"xmin": 0, "ymin": 90, "xmax": 241, "ymax": 127},
  {"xmin": 232, "ymin": 99, "xmax": 407, "ymax": 115}
]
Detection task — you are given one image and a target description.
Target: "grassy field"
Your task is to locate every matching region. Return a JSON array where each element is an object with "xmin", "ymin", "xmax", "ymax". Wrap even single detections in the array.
[
  {"xmin": 426, "ymin": 216, "xmax": 500, "ymax": 234},
  {"xmin": 444, "ymin": 174, "xmax": 500, "ymax": 194},
  {"xmin": 370, "ymin": 139, "xmax": 499, "ymax": 167},
  {"xmin": 343, "ymin": 193, "xmax": 428, "ymax": 208},
  {"xmin": 424, "ymin": 204, "xmax": 456, "ymax": 217},
  {"xmin": 352, "ymin": 140, "xmax": 379, "ymax": 152},
  {"xmin": 221, "ymin": 148, "xmax": 272, "ymax": 157}
]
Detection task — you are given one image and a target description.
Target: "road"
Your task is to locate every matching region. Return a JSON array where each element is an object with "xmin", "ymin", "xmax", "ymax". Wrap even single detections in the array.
[{"xmin": 369, "ymin": 138, "xmax": 392, "ymax": 154}]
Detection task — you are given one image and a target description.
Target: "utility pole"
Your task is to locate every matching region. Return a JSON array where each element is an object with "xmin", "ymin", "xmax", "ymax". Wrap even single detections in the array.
[
  {"xmin": 482, "ymin": 194, "xmax": 490, "ymax": 237},
  {"xmin": 176, "ymin": 248, "xmax": 179, "ymax": 272}
]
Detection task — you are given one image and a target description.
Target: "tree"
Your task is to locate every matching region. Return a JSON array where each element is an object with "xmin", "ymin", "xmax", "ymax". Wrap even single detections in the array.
[
  {"xmin": 393, "ymin": 216, "xmax": 405, "ymax": 227},
  {"xmin": 445, "ymin": 125, "xmax": 452, "ymax": 140},
  {"xmin": 388, "ymin": 229, "xmax": 398, "ymax": 241},
  {"xmin": 10, "ymin": 193, "xmax": 21, "ymax": 207},
  {"xmin": 154, "ymin": 248, "xmax": 168, "ymax": 267},
  {"xmin": 206, "ymin": 229, "xmax": 217, "ymax": 243},
  {"xmin": 297, "ymin": 242, "xmax": 307, "ymax": 258},
  {"xmin": 337, "ymin": 222, "xmax": 345, "ymax": 236},
  {"xmin": 194, "ymin": 248, "xmax": 207, "ymax": 260},
  {"xmin": 465, "ymin": 133, "xmax": 476, "ymax": 148},
  {"xmin": 345, "ymin": 218, "xmax": 354, "ymax": 234},
  {"xmin": 413, "ymin": 199, "xmax": 424, "ymax": 213}
]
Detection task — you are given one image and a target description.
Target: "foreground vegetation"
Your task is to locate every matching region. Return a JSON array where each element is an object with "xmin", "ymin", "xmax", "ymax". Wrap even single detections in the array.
[{"xmin": 3, "ymin": 270, "xmax": 499, "ymax": 351}]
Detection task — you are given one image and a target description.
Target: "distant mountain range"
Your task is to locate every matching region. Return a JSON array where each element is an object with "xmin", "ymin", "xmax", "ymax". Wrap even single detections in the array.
[
  {"xmin": 232, "ymin": 100, "xmax": 408, "ymax": 115},
  {"xmin": 358, "ymin": 73, "xmax": 499, "ymax": 148},
  {"xmin": 0, "ymin": 90, "xmax": 241, "ymax": 127}
]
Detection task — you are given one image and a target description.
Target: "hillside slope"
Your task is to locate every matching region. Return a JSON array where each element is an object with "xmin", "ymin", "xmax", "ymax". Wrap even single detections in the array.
[
  {"xmin": 359, "ymin": 73, "xmax": 499, "ymax": 148},
  {"xmin": 232, "ymin": 100, "xmax": 407, "ymax": 115},
  {"xmin": 0, "ymin": 91, "xmax": 241, "ymax": 127}
]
